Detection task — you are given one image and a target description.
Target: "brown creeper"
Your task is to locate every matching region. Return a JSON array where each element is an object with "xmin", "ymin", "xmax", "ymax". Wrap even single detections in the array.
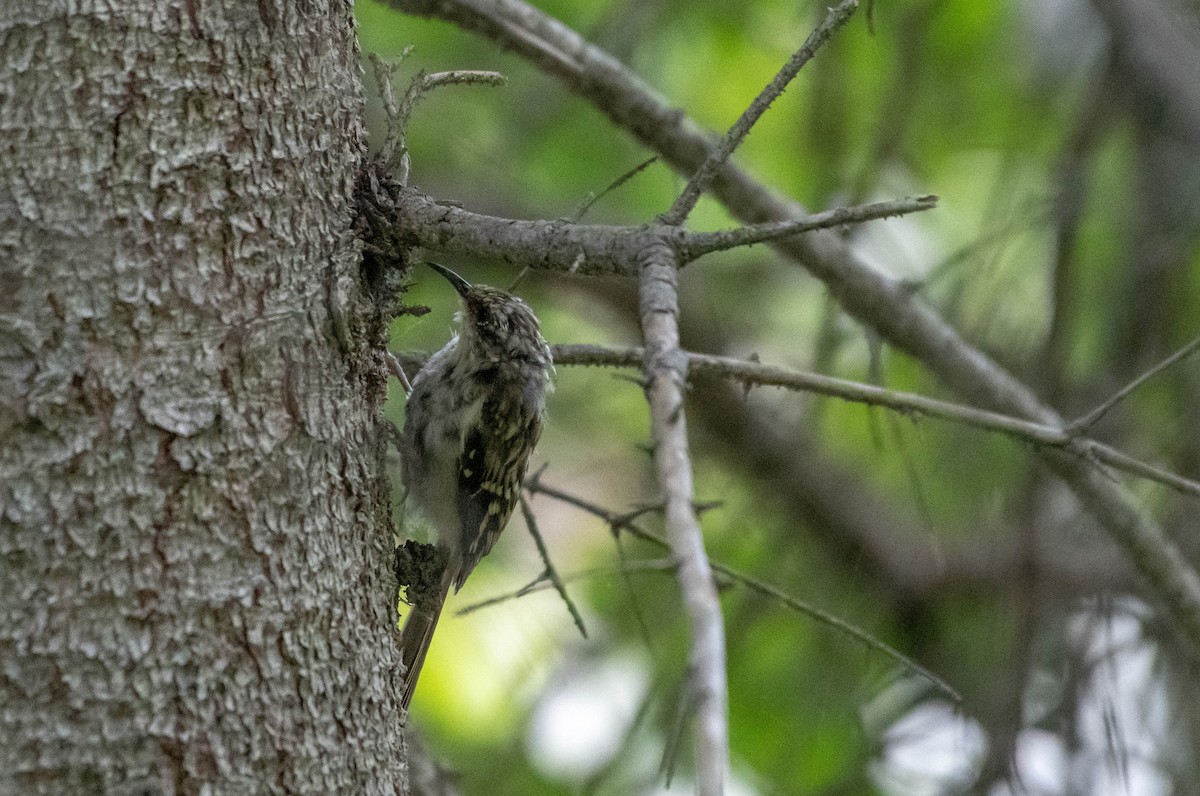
[{"xmin": 398, "ymin": 262, "xmax": 553, "ymax": 711}]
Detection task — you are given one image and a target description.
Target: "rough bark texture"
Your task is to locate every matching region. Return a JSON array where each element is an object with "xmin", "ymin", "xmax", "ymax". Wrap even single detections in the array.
[{"xmin": 0, "ymin": 2, "xmax": 408, "ymax": 793}]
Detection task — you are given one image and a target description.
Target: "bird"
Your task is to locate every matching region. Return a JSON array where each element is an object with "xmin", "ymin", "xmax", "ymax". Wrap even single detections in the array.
[{"xmin": 398, "ymin": 262, "xmax": 553, "ymax": 712}]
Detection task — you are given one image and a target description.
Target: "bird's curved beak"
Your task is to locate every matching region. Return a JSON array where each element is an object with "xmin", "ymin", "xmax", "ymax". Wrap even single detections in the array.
[{"xmin": 426, "ymin": 262, "xmax": 472, "ymax": 297}]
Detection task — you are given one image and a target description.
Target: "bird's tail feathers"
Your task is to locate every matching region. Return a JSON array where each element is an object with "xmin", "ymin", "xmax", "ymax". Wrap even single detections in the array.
[{"xmin": 399, "ymin": 570, "xmax": 454, "ymax": 714}]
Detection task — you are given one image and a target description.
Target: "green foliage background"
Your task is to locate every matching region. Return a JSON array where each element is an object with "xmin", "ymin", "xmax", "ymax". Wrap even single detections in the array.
[{"xmin": 360, "ymin": 1, "xmax": 1200, "ymax": 793}]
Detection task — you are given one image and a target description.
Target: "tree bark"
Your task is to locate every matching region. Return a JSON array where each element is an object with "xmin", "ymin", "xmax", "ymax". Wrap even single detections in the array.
[{"xmin": 0, "ymin": 2, "xmax": 409, "ymax": 792}]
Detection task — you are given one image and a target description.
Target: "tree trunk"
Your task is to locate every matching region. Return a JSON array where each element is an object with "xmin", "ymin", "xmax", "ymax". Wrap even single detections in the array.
[{"xmin": 0, "ymin": 2, "xmax": 410, "ymax": 792}]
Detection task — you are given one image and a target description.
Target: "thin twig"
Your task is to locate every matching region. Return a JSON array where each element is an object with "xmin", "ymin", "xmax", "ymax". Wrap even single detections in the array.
[
  {"xmin": 396, "ymin": 69, "xmax": 508, "ymax": 134},
  {"xmin": 387, "ymin": 67, "xmax": 508, "ymax": 187},
  {"xmin": 519, "ymin": 493, "xmax": 588, "ymax": 638},
  {"xmin": 659, "ymin": 675, "xmax": 694, "ymax": 787},
  {"xmin": 581, "ymin": 673, "xmax": 664, "ymax": 795},
  {"xmin": 455, "ymin": 571, "xmax": 549, "ymax": 616},
  {"xmin": 385, "ymin": 351, "xmax": 413, "ymax": 395},
  {"xmin": 1071, "ymin": 333, "xmax": 1200, "ymax": 431},
  {"xmin": 1087, "ymin": 442, "xmax": 1200, "ymax": 499},
  {"xmin": 610, "ymin": 521, "xmax": 657, "ymax": 650},
  {"xmin": 525, "ymin": 478, "xmax": 961, "ymax": 702},
  {"xmin": 680, "ymin": 195, "xmax": 938, "ymax": 261},
  {"xmin": 707, "ymin": 557, "xmax": 960, "ymax": 703},
  {"xmin": 661, "ymin": 0, "xmax": 861, "ymax": 225},
  {"xmin": 368, "ymin": 50, "xmax": 414, "ymax": 178},
  {"xmin": 505, "ymin": 265, "xmax": 532, "ymax": 293},
  {"xmin": 573, "ymin": 156, "xmax": 660, "ymax": 222},
  {"xmin": 458, "ymin": 515, "xmax": 707, "ymax": 623},
  {"xmin": 455, "ymin": 558, "xmax": 676, "ymax": 616}
]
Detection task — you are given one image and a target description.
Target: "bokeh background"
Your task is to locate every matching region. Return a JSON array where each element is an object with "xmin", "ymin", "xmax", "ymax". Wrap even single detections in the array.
[{"xmin": 360, "ymin": 1, "xmax": 1200, "ymax": 793}]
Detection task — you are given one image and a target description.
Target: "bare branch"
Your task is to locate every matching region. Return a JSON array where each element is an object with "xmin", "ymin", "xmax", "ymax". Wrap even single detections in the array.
[
  {"xmin": 395, "ymin": 186, "xmax": 930, "ymax": 276},
  {"xmin": 367, "ymin": 50, "xmax": 417, "ymax": 179},
  {"xmin": 660, "ymin": 675, "xmax": 693, "ymax": 787},
  {"xmin": 524, "ymin": 478, "xmax": 961, "ymax": 702},
  {"xmin": 518, "ymin": 493, "xmax": 588, "ymax": 638},
  {"xmin": 396, "ymin": 342, "xmax": 1200, "ymax": 499},
  {"xmin": 1086, "ymin": 442, "xmax": 1200, "ymax": 499},
  {"xmin": 572, "ymin": 156, "xmax": 659, "ymax": 222},
  {"xmin": 368, "ymin": 56, "xmax": 505, "ymax": 186},
  {"xmin": 385, "ymin": 351, "xmax": 413, "ymax": 396},
  {"xmin": 636, "ymin": 243, "xmax": 727, "ymax": 795},
  {"xmin": 606, "ymin": 515, "xmax": 660, "ymax": 650},
  {"xmin": 680, "ymin": 195, "xmax": 939, "ymax": 261},
  {"xmin": 455, "ymin": 558, "xmax": 675, "ymax": 616},
  {"xmin": 709, "ymin": 557, "xmax": 960, "ymax": 703},
  {"xmin": 550, "ymin": 343, "xmax": 1200, "ymax": 500},
  {"xmin": 1071, "ymin": 333, "xmax": 1200, "ymax": 431},
  {"xmin": 662, "ymin": 0, "xmax": 861, "ymax": 225},
  {"xmin": 396, "ymin": 69, "xmax": 507, "ymax": 135},
  {"xmin": 392, "ymin": 186, "xmax": 652, "ymax": 275},
  {"xmin": 454, "ymin": 571, "xmax": 549, "ymax": 617}
]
